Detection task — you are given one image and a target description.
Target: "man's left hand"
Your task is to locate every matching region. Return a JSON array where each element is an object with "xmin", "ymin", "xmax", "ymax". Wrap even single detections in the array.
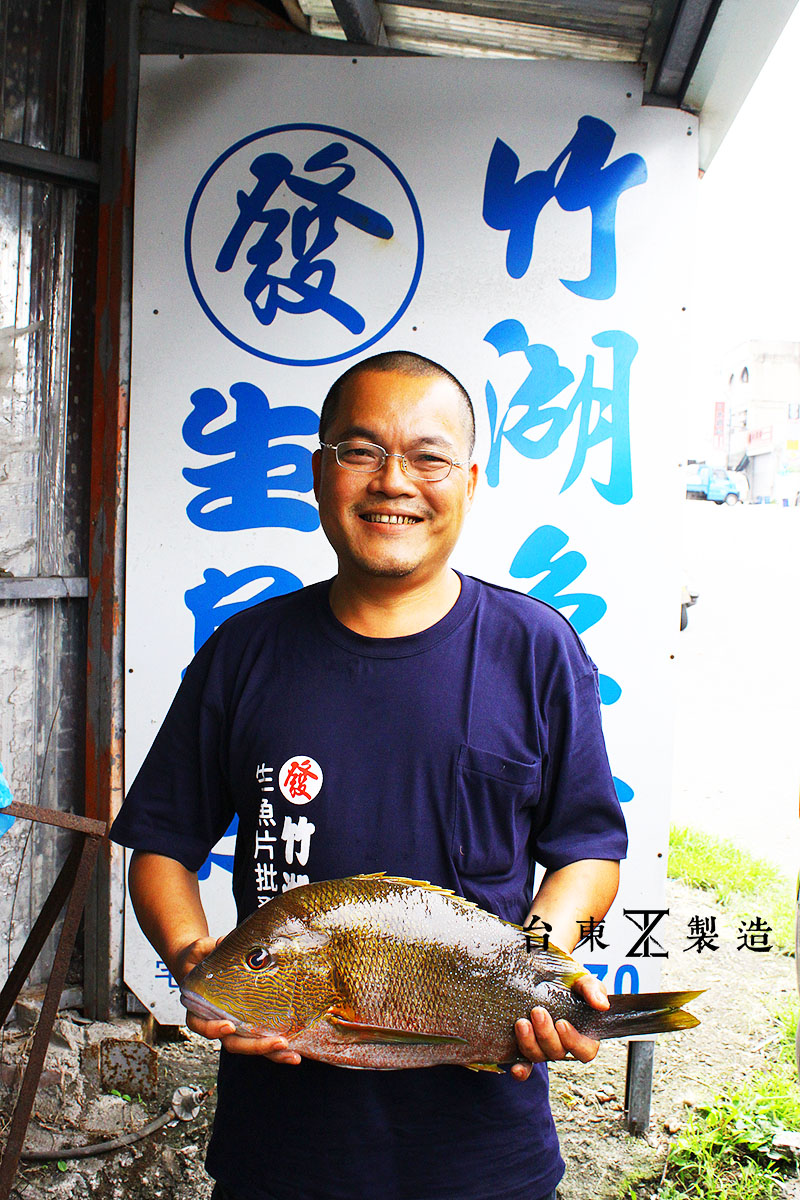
[{"xmin": 511, "ymin": 973, "xmax": 608, "ymax": 1080}]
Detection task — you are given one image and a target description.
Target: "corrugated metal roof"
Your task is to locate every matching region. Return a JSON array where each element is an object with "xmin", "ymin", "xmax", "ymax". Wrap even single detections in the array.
[
  {"xmin": 299, "ymin": 0, "xmax": 652, "ymax": 59},
  {"xmin": 148, "ymin": 0, "xmax": 800, "ymax": 168}
]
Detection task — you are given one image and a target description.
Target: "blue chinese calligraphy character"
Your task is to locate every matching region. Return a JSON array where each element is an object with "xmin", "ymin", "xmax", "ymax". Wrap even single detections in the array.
[
  {"xmin": 483, "ymin": 116, "xmax": 647, "ymax": 300},
  {"xmin": 182, "ymin": 382, "xmax": 319, "ymax": 532},
  {"xmin": 563, "ymin": 329, "xmax": 637, "ymax": 504},
  {"xmin": 185, "ymin": 566, "xmax": 303, "ymax": 654},
  {"xmin": 484, "ymin": 320, "xmax": 575, "ymax": 487},
  {"xmin": 216, "ymin": 143, "xmax": 394, "ymax": 332},
  {"xmin": 484, "ymin": 319, "xmax": 637, "ymax": 504},
  {"xmin": 510, "ymin": 525, "xmax": 606, "ymax": 635}
]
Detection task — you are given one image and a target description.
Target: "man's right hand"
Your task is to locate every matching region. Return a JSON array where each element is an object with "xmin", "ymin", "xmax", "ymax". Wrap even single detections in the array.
[
  {"xmin": 175, "ymin": 934, "xmax": 302, "ymax": 1064},
  {"xmin": 129, "ymin": 854, "xmax": 302, "ymax": 1065}
]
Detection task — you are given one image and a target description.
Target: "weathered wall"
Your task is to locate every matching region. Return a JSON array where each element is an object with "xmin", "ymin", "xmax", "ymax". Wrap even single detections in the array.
[{"xmin": 0, "ymin": 0, "xmax": 97, "ymax": 990}]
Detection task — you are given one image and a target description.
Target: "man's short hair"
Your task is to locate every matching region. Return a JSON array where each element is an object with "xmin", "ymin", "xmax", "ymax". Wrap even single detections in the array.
[{"xmin": 319, "ymin": 351, "xmax": 476, "ymax": 458}]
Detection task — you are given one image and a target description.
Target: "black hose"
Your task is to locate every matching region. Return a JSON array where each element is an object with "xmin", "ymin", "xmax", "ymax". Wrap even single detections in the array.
[
  {"xmin": 20, "ymin": 1109, "xmax": 175, "ymax": 1161},
  {"xmin": 19, "ymin": 1085, "xmax": 211, "ymax": 1161}
]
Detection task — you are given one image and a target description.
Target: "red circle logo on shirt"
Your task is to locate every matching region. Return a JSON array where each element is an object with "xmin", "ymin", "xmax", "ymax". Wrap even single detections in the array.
[{"xmin": 278, "ymin": 756, "xmax": 323, "ymax": 805}]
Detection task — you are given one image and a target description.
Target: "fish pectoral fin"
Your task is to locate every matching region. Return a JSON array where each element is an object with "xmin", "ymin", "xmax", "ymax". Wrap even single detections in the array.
[
  {"xmin": 465, "ymin": 1062, "xmax": 505, "ymax": 1074},
  {"xmin": 326, "ymin": 1014, "xmax": 466, "ymax": 1046},
  {"xmin": 512, "ymin": 937, "xmax": 587, "ymax": 989}
]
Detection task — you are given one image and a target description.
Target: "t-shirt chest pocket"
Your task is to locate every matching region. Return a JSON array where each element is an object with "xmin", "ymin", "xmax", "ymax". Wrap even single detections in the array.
[{"xmin": 451, "ymin": 744, "xmax": 541, "ymax": 878}]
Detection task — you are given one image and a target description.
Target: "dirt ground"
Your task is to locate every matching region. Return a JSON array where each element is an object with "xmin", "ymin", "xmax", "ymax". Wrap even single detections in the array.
[
  {"xmin": 5, "ymin": 877, "xmax": 797, "ymax": 1200},
  {"xmin": 552, "ymin": 878, "xmax": 797, "ymax": 1199}
]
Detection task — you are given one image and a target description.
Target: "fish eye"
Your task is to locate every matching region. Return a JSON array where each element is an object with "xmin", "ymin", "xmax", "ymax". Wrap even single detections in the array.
[{"xmin": 245, "ymin": 946, "xmax": 278, "ymax": 972}]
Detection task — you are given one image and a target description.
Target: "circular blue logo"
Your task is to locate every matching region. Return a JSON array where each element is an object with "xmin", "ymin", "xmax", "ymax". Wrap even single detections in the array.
[{"xmin": 185, "ymin": 124, "xmax": 424, "ymax": 368}]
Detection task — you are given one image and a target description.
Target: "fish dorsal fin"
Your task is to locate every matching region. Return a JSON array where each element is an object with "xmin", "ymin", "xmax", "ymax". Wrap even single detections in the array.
[
  {"xmin": 354, "ymin": 873, "xmax": 446, "ymax": 889},
  {"xmin": 355, "ymin": 874, "xmax": 505, "ymax": 918}
]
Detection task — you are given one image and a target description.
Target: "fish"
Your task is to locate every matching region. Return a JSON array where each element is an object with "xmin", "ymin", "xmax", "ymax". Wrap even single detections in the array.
[{"xmin": 180, "ymin": 874, "xmax": 702, "ymax": 1071}]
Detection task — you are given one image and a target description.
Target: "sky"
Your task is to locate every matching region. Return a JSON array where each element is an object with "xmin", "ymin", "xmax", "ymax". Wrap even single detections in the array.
[{"xmin": 687, "ymin": 1, "xmax": 800, "ymax": 452}]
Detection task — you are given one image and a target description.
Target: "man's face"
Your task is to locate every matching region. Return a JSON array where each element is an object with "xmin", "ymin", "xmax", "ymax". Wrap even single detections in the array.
[{"xmin": 312, "ymin": 369, "xmax": 478, "ymax": 587}]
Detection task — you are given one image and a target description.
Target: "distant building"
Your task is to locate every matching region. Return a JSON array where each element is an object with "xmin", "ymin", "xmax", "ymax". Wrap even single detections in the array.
[{"xmin": 724, "ymin": 340, "xmax": 800, "ymax": 503}]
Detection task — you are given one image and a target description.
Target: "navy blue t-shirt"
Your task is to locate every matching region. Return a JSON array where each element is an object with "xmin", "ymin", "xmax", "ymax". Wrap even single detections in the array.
[{"xmin": 111, "ymin": 574, "xmax": 627, "ymax": 1200}]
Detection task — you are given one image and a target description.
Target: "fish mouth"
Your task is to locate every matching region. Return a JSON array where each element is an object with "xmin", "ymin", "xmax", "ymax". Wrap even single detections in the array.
[
  {"xmin": 180, "ymin": 990, "xmax": 277, "ymax": 1038},
  {"xmin": 180, "ymin": 989, "xmax": 242, "ymax": 1027}
]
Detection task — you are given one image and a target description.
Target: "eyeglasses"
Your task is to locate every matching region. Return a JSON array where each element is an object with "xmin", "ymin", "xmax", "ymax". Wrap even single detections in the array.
[{"xmin": 320, "ymin": 440, "xmax": 469, "ymax": 482}]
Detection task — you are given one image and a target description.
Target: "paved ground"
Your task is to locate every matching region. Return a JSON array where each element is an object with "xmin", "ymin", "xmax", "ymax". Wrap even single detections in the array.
[{"xmin": 671, "ymin": 500, "xmax": 800, "ymax": 879}]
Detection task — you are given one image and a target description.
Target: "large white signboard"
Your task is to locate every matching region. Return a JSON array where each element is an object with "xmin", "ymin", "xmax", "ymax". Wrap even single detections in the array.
[{"xmin": 126, "ymin": 55, "xmax": 696, "ymax": 1021}]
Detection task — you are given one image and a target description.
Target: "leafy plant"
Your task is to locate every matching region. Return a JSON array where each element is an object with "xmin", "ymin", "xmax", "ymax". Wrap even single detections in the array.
[
  {"xmin": 616, "ymin": 1172, "xmax": 655, "ymax": 1199},
  {"xmin": 656, "ymin": 1068, "xmax": 800, "ymax": 1199},
  {"xmin": 771, "ymin": 995, "xmax": 799, "ymax": 1066},
  {"xmin": 617, "ymin": 827, "xmax": 800, "ymax": 1199}
]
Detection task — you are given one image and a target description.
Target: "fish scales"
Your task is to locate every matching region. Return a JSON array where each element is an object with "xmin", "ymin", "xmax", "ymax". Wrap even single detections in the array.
[
  {"xmin": 304, "ymin": 878, "xmax": 526, "ymax": 1051},
  {"xmin": 180, "ymin": 875, "xmax": 702, "ymax": 1070},
  {"xmin": 274, "ymin": 878, "xmax": 528, "ymax": 1068}
]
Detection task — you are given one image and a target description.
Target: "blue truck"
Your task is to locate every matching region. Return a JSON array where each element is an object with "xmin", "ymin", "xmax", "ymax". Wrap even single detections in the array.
[{"xmin": 685, "ymin": 464, "xmax": 744, "ymax": 505}]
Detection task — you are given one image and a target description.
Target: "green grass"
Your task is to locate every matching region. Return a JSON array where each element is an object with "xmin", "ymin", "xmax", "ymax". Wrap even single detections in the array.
[
  {"xmin": 657, "ymin": 1068, "xmax": 800, "ymax": 1200},
  {"xmin": 772, "ymin": 995, "xmax": 799, "ymax": 1067},
  {"xmin": 614, "ymin": 826, "xmax": 800, "ymax": 1199},
  {"xmin": 617, "ymin": 1068, "xmax": 800, "ymax": 1200},
  {"xmin": 668, "ymin": 825, "xmax": 795, "ymax": 953}
]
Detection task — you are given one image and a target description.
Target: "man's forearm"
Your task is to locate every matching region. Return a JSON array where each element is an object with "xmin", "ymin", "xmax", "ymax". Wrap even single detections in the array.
[
  {"xmin": 128, "ymin": 851, "xmax": 210, "ymax": 981},
  {"xmin": 527, "ymin": 859, "xmax": 620, "ymax": 953}
]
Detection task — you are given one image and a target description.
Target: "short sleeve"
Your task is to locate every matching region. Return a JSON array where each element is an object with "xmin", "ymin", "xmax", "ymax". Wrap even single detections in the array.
[
  {"xmin": 109, "ymin": 636, "xmax": 235, "ymax": 872},
  {"xmin": 532, "ymin": 662, "xmax": 628, "ymax": 871}
]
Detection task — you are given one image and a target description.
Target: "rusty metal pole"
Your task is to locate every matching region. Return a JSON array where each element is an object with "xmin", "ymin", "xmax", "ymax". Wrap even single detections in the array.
[
  {"xmin": 624, "ymin": 1039, "xmax": 655, "ymax": 1135},
  {"xmin": 0, "ymin": 806, "xmax": 106, "ymax": 1199},
  {"xmin": 83, "ymin": 0, "xmax": 139, "ymax": 1019}
]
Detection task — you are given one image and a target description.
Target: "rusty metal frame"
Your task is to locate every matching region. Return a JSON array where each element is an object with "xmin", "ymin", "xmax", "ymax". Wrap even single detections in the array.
[
  {"xmin": 0, "ymin": 803, "xmax": 107, "ymax": 1199},
  {"xmin": 83, "ymin": 0, "xmax": 139, "ymax": 1021}
]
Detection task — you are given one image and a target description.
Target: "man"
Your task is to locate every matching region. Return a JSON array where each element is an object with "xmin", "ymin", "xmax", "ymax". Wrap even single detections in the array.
[{"xmin": 111, "ymin": 351, "xmax": 627, "ymax": 1200}]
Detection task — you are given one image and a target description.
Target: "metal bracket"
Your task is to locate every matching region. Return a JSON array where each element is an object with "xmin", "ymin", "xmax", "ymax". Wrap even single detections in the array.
[
  {"xmin": 329, "ymin": 0, "xmax": 388, "ymax": 46},
  {"xmin": 0, "ymin": 139, "xmax": 99, "ymax": 189},
  {"xmin": 650, "ymin": 0, "xmax": 720, "ymax": 101},
  {"xmin": 0, "ymin": 802, "xmax": 107, "ymax": 1199},
  {"xmin": 139, "ymin": 9, "xmax": 407, "ymax": 54},
  {"xmin": 0, "ymin": 577, "xmax": 89, "ymax": 600}
]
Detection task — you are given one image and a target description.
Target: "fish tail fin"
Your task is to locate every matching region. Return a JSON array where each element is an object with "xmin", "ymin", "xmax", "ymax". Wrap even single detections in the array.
[{"xmin": 597, "ymin": 989, "xmax": 704, "ymax": 1040}]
